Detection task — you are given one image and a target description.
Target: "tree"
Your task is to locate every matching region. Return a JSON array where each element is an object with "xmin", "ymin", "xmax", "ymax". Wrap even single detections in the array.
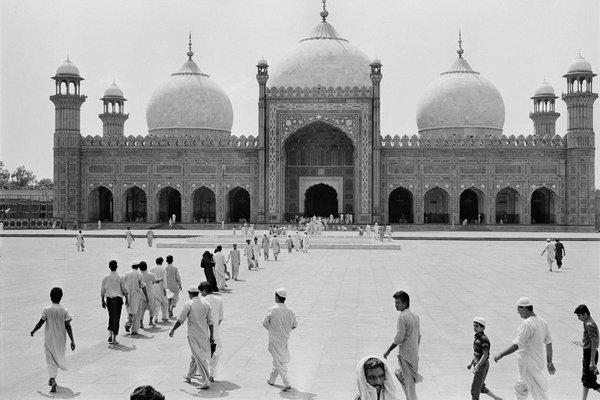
[
  {"xmin": 0, "ymin": 161, "xmax": 9, "ymax": 189},
  {"xmin": 35, "ymin": 178, "xmax": 55, "ymax": 189},
  {"xmin": 10, "ymin": 165, "xmax": 36, "ymax": 188}
]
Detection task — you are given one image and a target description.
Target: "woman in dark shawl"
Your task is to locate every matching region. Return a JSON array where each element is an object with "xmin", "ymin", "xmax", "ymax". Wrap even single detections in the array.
[{"xmin": 201, "ymin": 251, "xmax": 218, "ymax": 292}]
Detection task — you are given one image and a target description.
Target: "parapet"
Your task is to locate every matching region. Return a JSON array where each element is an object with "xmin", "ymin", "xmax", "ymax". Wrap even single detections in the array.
[
  {"xmin": 379, "ymin": 134, "xmax": 566, "ymax": 148},
  {"xmin": 80, "ymin": 134, "xmax": 258, "ymax": 149}
]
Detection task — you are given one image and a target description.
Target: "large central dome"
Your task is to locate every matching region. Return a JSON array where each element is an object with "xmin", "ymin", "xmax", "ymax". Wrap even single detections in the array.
[
  {"xmin": 416, "ymin": 40, "xmax": 505, "ymax": 139},
  {"xmin": 146, "ymin": 39, "xmax": 233, "ymax": 138},
  {"xmin": 268, "ymin": 8, "xmax": 372, "ymax": 89}
]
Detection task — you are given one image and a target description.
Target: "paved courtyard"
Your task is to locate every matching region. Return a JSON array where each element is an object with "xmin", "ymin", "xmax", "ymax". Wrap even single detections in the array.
[{"xmin": 0, "ymin": 233, "xmax": 598, "ymax": 399}]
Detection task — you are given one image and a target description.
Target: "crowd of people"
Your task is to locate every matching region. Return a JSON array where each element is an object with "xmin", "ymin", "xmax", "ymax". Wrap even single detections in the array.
[{"xmin": 29, "ymin": 228, "xmax": 599, "ymax": 400}]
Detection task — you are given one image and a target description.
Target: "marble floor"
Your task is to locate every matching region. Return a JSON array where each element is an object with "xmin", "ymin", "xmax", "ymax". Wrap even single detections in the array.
[{"xmin": 0, "ymin": 235, "xmax": 598, "ymax": 399}]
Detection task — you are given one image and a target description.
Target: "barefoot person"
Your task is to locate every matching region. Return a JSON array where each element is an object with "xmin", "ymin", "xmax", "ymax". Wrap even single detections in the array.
[
  {"xmin": 494, "ymin": 297, "xmax": 555, "ymax": 400},
  {"xmin": 226, "ymin": 244, "xmax": 241, "ymax": 280},
  {"xmin": 199, "ymin": 282, "xmax": 224, "ymax": 382},
  {"xmin": 101, "ymin": 260, "xmax": 128, "ymax": 344},
  {"xmin": 272, "ymin": 235, "xmax": 281, "ymax": 261},
  {"xmin": 125, "ymin": 227, "xmax": 135, "ymax": 249},
  {"xmin": 30, "ymin": 287, "xmax": 76, "ymax": 393},
  {"xmin": 540, "ymin": 239, "xmax": 555, "ymax": 272},
  {"xmin": 165, "ymin": 255, "xmax": 182, "ymax": 318},
  {"xmin": 123, "ymin": 261, "xmax": 148, "ymax": 335},
  {"xmin": 150, "ymin": 257, "xmax": 168, "ymax": 323},
  {"xmin": 383, "ymin": 290, "xmax": 422, "ymax": 400},
  {"xmin": 263, "ymin": 288, "xmax": 297, "ymax": 392},
  {"xmin": 355, "ymin": 356, "xmax": 403, "ymax": 400},
  {"xmin": 468, "ymin": 317, "xmax": 503, "ymax": 400},
  {"xmin": 574, "ymin": 304, "xmax": 600, "ymax": 399},
  {"xmin": 169, "ymin": 286, "xmax": 215, "ymax": 390}
]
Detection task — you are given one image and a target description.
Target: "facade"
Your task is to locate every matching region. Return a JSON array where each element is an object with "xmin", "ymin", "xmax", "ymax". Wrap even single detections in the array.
[
  {"xmin": 0, "ymin": 189, "xmax": 55, "ymax": 229},
  {"xmin": 51, "ymin": 7, "xmax": 597, "ymax": 228}
]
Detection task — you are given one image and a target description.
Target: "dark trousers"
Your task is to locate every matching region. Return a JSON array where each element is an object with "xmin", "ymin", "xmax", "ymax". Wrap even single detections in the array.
[
  {"xmin": 582, "ymin": 349, "xmax": 600, "ymax": 390},
  {"xmin": 106, "ymin": 297, "xmax": 123, "ymax": 335},
  {"xmin": 555, "ymin": 255, "xmax": 563, "ymax": 267},
  {"xmin": 471, "ymin": 360, "xmax": 490, "ymax": 400}
]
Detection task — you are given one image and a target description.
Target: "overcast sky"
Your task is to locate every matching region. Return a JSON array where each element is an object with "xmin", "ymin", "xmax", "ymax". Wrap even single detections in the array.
[{"xmin": 1, "ymin": 0, "xmax": 598, "ymax": 184}]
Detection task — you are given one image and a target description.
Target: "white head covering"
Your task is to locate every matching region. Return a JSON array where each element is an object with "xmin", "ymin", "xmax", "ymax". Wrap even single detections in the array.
[
  {"xmin": 187, "ymin": 285, "xmax": 199, "ymax": 293},
  {"xmin": 473, "ymin": 317, "xmax": 486, "ymax": 327},
  {"xmin": 275, "ymin": 288, "xmax": 287, "ymax": 298},
  {"xmin": 546, "ymin": 238, "xmax": 551, "ymax": 242},
  {"xmin": 356, "ymin": 355, "xmax": 403, "ymax": 400},
  {"xmin": 516, "ymin": 297, "xmax": 532, "ymax": 307}
]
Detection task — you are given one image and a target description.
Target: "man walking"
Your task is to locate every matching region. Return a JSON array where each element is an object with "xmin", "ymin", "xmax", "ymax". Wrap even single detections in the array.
[
  {"xmin": 165, "ymin": 255, "xmax": 182, "ymax": 318},
  {"xmin": 263, "ymin": 288, "xmax": 297, "ymax": 392},
  {"xmin": 169, "ymin": 286, "xmax": 215, "ymax": 390},
  {"xmin": 261, "ymin": 234, "xmax": 270, "ymax": 260},
  {"xmin": 574, "ymin": 304, "xmax": 600, "ymax": 399},
  {"xmin": 125, "ymin": 227, "xmax": 135, "ymax": 249},
  {"xmin": 494, "ymin": 297, "xmax": 555, "ymax": 400},
  {"xmin": 76, "ymin": 230, "xmax": 85, "ymax": 252},
  {"xmin": 146, "ymin": 228, "xmax": 155, "ymax": 247},
  {"xmin": 383, "ymin": 290, "xmax": 422, "ymax": 400},
  {"xmin": 227, "ymin": 244, "xmax": 241, "ymax": 280},
  {"xmin": 123, "ymin": 261, "xmax": 148, "ymax": 335},
  {"xmin": 101, "ymin": 260, "xmax": 128, "ymax": 344},
  {"xmin": 554, "ymin": 239, "xmax": 566, "ymax": 269},
  {"xmin": 139, "ymin": 261, "xmax": 163, "ymax": 328},
  {"xmin": 149, "ymin": 257, "xmax": 168, "ymax": 323},
  {"xmin": 540, "ymin": 239, "xmax": 555, "ymax": 272},
  {"xmin": 199, "ymin": 282, "xmax": 223, "ymax": 382}
]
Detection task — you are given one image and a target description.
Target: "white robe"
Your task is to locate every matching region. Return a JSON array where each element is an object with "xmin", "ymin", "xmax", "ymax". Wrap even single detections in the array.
[
  {"xmin": 263, "ymin": 303, "xmax": 298, "ymax": 386},
  {"xmin": 356, "ymin": 355, "xmax": 403, "ymax": 400},
  {"xmin": 203, "ymin": 294, "xmax": 224, "ymax": 377},
  {"xmin": 178, "ymin": 297, "xmax": 213, "ymax": 385},
  {"xmin": 41, "ymin": 304, "xmax": 72, "ymax": 378},
  {"xmin": 513, "ymin": 316, "xmax": 552, "ymax": 400},
  {"xmin": 149, "ymin": 264, "xmax": 168, "ymax": 318},
  {"xmin": 213, "ymin": 252, "xmax": 228, "ymax": 289}
]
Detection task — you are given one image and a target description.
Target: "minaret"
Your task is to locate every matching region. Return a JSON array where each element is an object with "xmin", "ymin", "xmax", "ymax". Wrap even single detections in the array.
[
  {"xmin": 50, "ymin": 57, "xmax": 86, "ymax": 222},
  {"xmin": 562, "ymin": 53, "xmax": 597, "ymax": 226},
  {"xmin": 99, "ymin": 81, "xmax": 128, "ymax": 137},
  {"xmin": 370, "ymin": 57, "xmax": 382, "ymax": 222},
  {"xmin": 256, "ymin": 56, "xmax": 269, "ymax": 223},
  {"xmin": 529, "ymin": 80, "xmax": 560, "ymax": 136}
]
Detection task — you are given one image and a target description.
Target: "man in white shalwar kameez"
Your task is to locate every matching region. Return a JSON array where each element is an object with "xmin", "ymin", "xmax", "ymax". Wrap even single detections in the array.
[
  {"xmin": 263, "ymin": 288, "xmax": 298, "ymax": 391},
  {"xmin": 170, "ymin": 286, "xmax": 215, "ymax": 390},
  {"xmin": 123, "ymin": 261, "xmax": 148, "ymax": 334},
  {"xmin": 384, "ymin": 290, "xmax": 422, "ymax": 400},
  {"xmin": 355, "ymin": 356, "xmax": 403, "ymax": 400},
  {"xmin": 200, "ymin": 282, "xmax": 223, "ymax": 381},
  {"xmin": 540, "ymin": 239, "xmax": 556, "ymax": 272},
  {"xmin": 494, "ymin": 297, "xmax": 555, "ymax": 400},
  {"xmin": 149, "ymin": 257, "xmax": 168, "ymax": 323},
  {"xmin": 213, "ymin": 246, "xmax": 229, "ymax": 290}
]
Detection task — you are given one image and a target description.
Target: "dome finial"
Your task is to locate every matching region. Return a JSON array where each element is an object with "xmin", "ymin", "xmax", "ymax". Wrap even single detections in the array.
[
  {"xmin": 187, "ymin": 32, "xmax": 194, "ymax": 61},
  {"xmin": 457, "ymin": 29, "xmax": 464, "ymax": 58},
  {"xmin": 320, "ymin": 0, "xmax": 329, "ymax": 22}
]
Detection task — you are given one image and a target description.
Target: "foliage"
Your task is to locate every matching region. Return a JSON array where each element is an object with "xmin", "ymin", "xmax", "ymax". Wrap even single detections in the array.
[{"xmin": 0, "ymin": 162, "xmax": 53, "ymax": 189}]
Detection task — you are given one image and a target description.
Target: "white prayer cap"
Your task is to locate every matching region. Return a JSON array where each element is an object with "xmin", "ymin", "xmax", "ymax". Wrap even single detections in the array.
[
  {"xmin": 131, "ymin": 260, "xmax": 140, "ymax": 266},
  {"xmin": 516, "ymin": 297, "xmax": 532, "ymax": 307},
  {"xmin": 187, "ymin": 285, "xmax": 199, "ymax": 293},
  {"xmin": 473, "ymin": 317, "xmax": 486, "ymax": 327},
  {"xmin": 546, "ymin": 238, "xmax": 551, "ymax": 242},
  {"xmin": 275, "ymin": 288, "xmax": 287, "ymax": 298}
]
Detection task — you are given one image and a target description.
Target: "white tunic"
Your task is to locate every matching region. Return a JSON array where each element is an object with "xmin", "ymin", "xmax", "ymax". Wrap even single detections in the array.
[
  {"xmin": 513, "ymin": 316, "xmax": 552, "ymax": 399},
  {"xmin": 178, "ymin": 297, "xmax": 213, "ymax": 359},
  {"xmin": 41, "ymin": 304, "xmax": 72, "ymax": 375},
  {"xmin": 203, "ymin": 294, "xmax": 224, "ymax": 356},
  {"xmin": 263, "ymin": 303, "xmax": 298, "ymax": 363}
]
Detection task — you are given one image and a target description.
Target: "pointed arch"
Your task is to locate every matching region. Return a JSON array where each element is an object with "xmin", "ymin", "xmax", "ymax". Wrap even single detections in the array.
[
  {"xmin": 423, "ymin": 186, "xmax": 449, "ymax": 223},
  {"xmin": 459, "ymin": 187, "xmax": 486, "ymax": 223},
  {"xmin": 388, "ymin": 186, "xmax": 414, "ymax": 223},
  {"xmin": 226, "ymin": 186, "xmax": 250, "ymax": 223},
  {"xmin": 495, "ymin": 186, "xmax": 521, "ymax": 224},
  {"xmin": 123, "ymin": 185, "xmax": 147, "ymax": 222},
  {"xmin": 531, "ymin": 186, "xmax": 557, "ymax": 224},
  {"xmin": 191, "ymin": 186, "xmax": 216, "ymax": 222},
  {"xmin": 88, "ymin": 185, "xmax": 113, "ymax": 222},
  {"xmin": 156, "ymin": 186, "xmax": 181, "ymax": 223}
]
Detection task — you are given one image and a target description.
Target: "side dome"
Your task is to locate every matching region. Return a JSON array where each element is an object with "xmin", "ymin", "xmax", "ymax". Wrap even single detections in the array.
[
  {"xmin": 416, "ymin": 45, "xmax": 505, "ymax": 139},
  {"xmin": 146, "ymin": 41, "xmax": 233, "ymax": 138},
  {"xmin": 568, "ymin": 54, "xmax": 592, "ymax": 73},
  {"xmin": 532, "ymin": 80, "xmax": 555, "ymax": 97},
  {"xmin": 56, "ymin": 57, "xmax": 80, "ymax": 76},
  {"xmin": 268, "ymin": 11, "xmax": 371, "ymax": 88}
]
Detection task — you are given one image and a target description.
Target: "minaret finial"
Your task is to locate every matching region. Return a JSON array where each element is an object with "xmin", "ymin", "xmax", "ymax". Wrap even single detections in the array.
[
  {"xmin": 66, "ymin": 54, "xmax": 70, "ymax": 62},
  {"xmin": 320, "ymin": 0, "xmax": 329, "ymax": 22},
  {"xmin": 457, "ymin": 29, "xmax": 464, "ymax": 58},
  {"xmin": 187, "ymin": 32, "xmax": 194, "ymax": 61}
]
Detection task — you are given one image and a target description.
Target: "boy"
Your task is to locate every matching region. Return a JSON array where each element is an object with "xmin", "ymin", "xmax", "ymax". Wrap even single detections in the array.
[
  {"xmin": 30, "ymin": 287, "xmax": 76, "ymax": 393},
  {"xmin": 574, "ymin": 304, "xmax": 600, "ymax": 399},
  {"xmin": 467, "ymin": 317, "xmax": 503, "ymax": 400}
]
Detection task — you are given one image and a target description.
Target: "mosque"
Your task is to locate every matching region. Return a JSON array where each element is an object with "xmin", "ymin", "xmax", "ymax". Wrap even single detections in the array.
[{"xmin": 51, "ymin": 4, "xmax": 597, "ymax": 229}]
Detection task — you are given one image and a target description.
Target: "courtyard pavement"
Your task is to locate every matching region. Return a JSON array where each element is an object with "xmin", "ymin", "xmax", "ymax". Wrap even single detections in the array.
[{"xmin": 0, "ymin": 234, "xmax": 598, "ymax": 399}]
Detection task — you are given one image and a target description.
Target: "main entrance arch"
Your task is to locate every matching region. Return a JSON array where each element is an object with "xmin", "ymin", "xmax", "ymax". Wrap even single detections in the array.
[
  {"xmin": 283, "ymin": 122, "xmax": 354, "ymax": 221},
  {"xmin": 88, "ymin": 186, "xmax": 113, "ymax": 222},
  {"xmin": 495, "ymin": 187, "xmax": 520, "ymax": 224},
  {"xmin": 192, "ymin": 187, "xmax": 216, "ymax": 222},
  {"xmin": 460, "ymin": 187, "xmax": 485, "ymax": 223},
  {"xmin": 304, "ymin": 184, "xmax": 338, "ymax": 217},
  {"xmin": 123, "ymin": 186, "xmax": 147, "ymax": 222},
  {"xmin": 423, "ymin": 187, "xmax": 449, "ymax": 223},
  {"xmin": 531, "ymin": 187, "xmax": 556, "ymax": 224},
  {"xmin": 157, "ymin": 186, "xmax": 181, "ymax": 223},
  {"xmin": 388, "ymin": 187, "xmax": 413, "ymax": 223},
  {"xmin": 227, "ymin": 187, "xmax": 250, "ymax": 222}
]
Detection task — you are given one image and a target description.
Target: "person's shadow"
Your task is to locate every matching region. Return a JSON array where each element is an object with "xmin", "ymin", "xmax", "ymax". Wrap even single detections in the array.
[
  {"xmin": 124, "ymin": 333, "xmax": 154, "ymax": 339},
  {"xmin": 36, "ymin": 385, "xmax": 81, "ymax": 398},
  {"xmin": 180, "ymin": 380, "xmax": 241, "ymax": 398},
  {"xmin": 108, "ymin": 343, "xmax": 136, "ymax": 352},
  {"xmin": 278, "ymin": 387, "xmax": 317, "ymax": 399}
]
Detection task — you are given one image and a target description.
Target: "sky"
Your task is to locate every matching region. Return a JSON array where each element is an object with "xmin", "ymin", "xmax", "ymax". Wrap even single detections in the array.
[{"xmin": 1, "ymin": 0, "xmax": 599, "ymax": 184}]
